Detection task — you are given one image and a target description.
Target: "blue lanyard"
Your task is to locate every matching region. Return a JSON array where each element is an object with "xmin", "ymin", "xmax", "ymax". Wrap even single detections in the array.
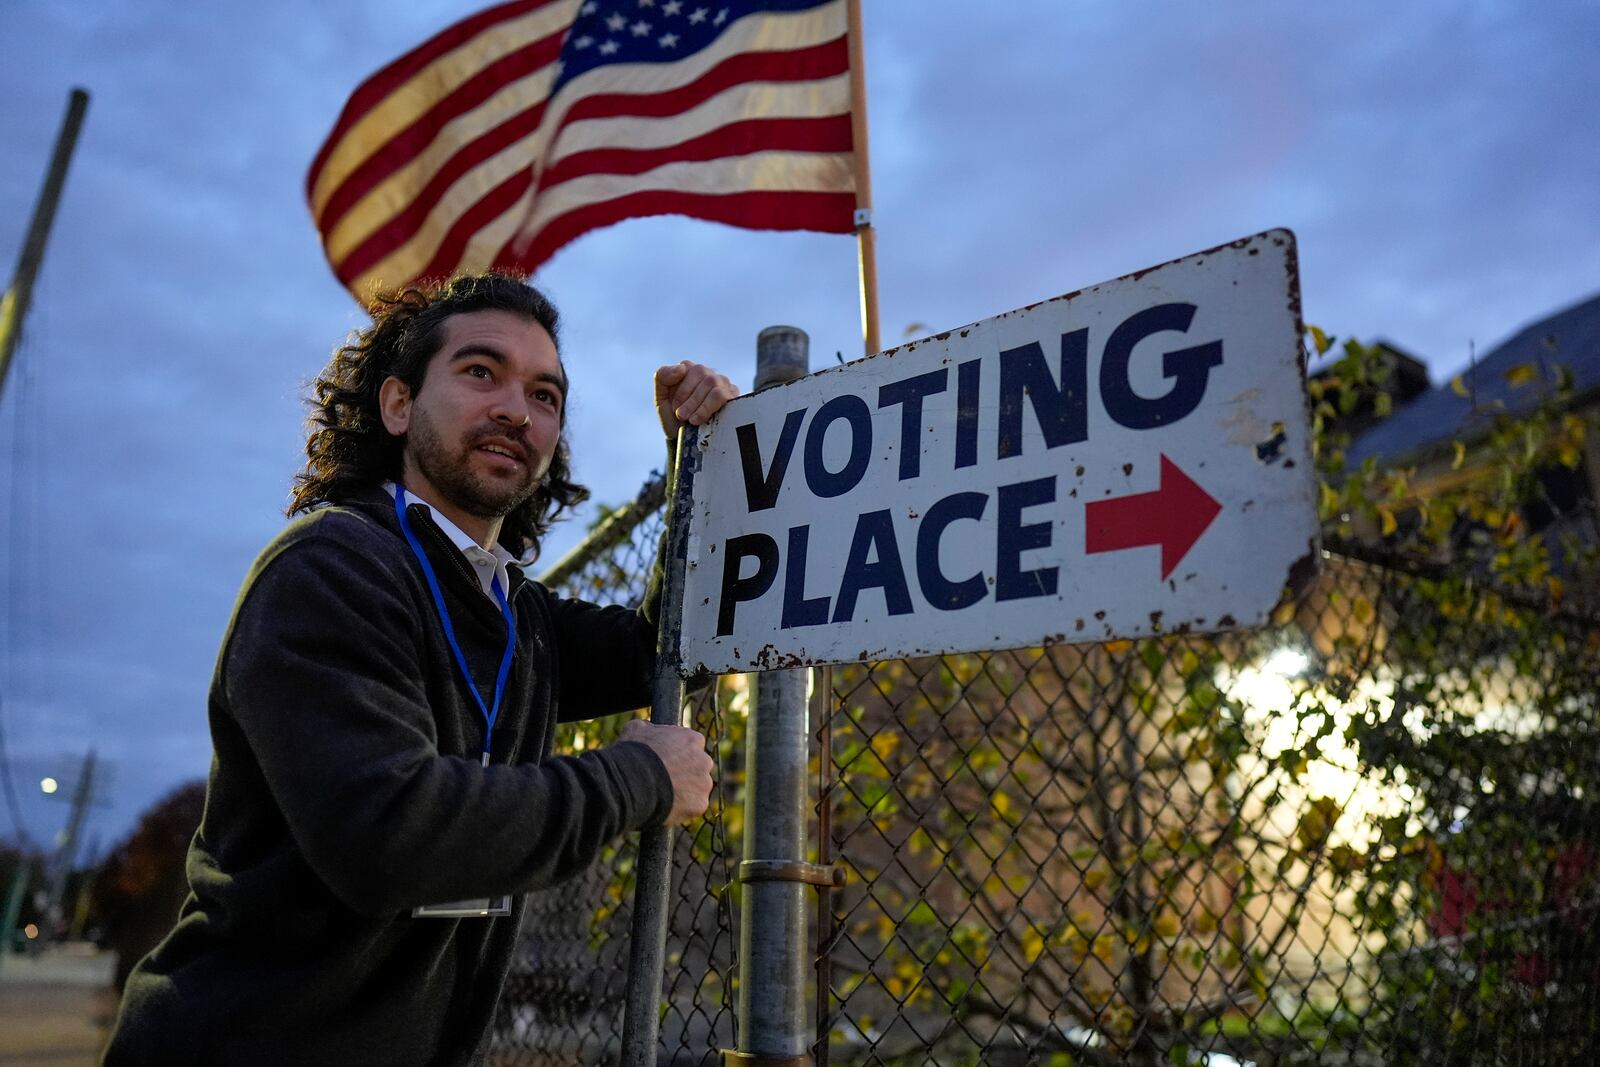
[{"xmin": 394, "ymin": 486, "xmax": 516, "ymax": 766}]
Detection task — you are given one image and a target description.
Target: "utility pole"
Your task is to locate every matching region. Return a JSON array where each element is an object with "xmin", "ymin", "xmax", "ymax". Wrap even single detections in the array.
[
  {"xmin": 0, "ymin": 857, "xmax": 28, "ymax": 969},
  {"xmin": 43, "ymin": 750, "xmax": 97, "ymax": 939},
  {"xmin": 0, "ymin": 87, "xmax": 90, "ymax": 405},
  {"xmin": 68, "ymin": 830, "xmax": 102, "ymax": 940},
  {"xmin": 0, "ymin": 86, "xmax": 91, "ymax": 969}
]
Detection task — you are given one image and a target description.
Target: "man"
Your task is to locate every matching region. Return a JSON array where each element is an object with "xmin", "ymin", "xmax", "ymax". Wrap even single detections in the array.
[{"xmin": 103, "ymin": 273, "xmax": 737, "ymax": 1065}]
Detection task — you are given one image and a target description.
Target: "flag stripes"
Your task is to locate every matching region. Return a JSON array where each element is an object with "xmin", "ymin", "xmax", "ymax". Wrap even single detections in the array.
[
  {"xmin": 551, "ymin": 76, "xmax": 852, "ymax": 160},
  {"xmin": 498, "ymin": 188, "xmax": 852, "ymax": 273},
  {"xmin": 315, "ymin": 38, "xmax": 562, "ymax": 244},
  {"xmin": 308, "ymin": 0, "xmax": 855, "ymax": 300},
  {"xmin": 541, "ymin": 114, "xmax": 852, "ymax": 185},
  {"xmin": 308, "ymin": 0, "xmax": 574, "ymax": 219}
]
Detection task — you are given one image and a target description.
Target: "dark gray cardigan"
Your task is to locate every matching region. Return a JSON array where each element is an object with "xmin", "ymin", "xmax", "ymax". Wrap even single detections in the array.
[{"xmin": 104, "ymin": 488, "xmax": 674, "ymax": 1065}]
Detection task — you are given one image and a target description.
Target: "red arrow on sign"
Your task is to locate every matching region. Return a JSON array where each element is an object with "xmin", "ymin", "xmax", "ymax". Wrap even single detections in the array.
[{"xmin": 1084, "ymin": 454, "xmax": 1222, "ymax": 579}]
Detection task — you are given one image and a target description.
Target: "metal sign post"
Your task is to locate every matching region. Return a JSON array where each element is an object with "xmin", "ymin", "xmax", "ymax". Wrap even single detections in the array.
[
  {"xmin": 726, "ymin": 327, "xmax": 837, "ymax": 1067},
  {"xmin": 680, "ymin": 230, "xmax": 1317, "ymax": 675}
]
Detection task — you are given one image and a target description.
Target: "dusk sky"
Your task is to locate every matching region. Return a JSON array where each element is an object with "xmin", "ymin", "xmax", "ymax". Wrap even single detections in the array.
[{"xmin": 3, "ymin": 1, "xmax": 1598, "ymax": 850}]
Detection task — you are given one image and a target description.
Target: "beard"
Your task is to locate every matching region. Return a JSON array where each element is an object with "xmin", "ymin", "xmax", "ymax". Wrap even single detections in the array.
[{"xmin": 405, "ymin": 407, "xmax": 548, "ymax": 522}]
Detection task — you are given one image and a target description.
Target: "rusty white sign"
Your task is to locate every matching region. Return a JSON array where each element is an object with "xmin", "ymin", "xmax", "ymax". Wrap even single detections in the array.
[{"xmin": 678, "ymin": 229, "xmax": 1317, "ymax": 675}]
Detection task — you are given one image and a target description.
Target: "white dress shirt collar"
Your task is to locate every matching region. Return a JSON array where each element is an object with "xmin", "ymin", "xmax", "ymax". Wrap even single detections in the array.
[{"xmin": 385, "ymin": 482, "xmax": 517, "ymax": 601}]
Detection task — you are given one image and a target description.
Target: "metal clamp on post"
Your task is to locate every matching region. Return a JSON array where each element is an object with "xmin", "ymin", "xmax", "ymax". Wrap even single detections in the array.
[
  {"xmin": 739, "ymin": 859, "xmax": 845, "ymax": 889},
  {"xmin": 722, "ymin": 1052, "xmax": 812, "ymax": 1067}
]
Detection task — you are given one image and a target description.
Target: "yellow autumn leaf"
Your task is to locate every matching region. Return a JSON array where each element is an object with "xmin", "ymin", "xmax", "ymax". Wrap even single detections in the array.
[
  {"xmin": 1319, "ymin": 481, "xmax": 1340, "ymax": 517},
  {"xmin": 1153, "ymin": 912, "xmax": 1181, "ymax": 938},
  {"xmin": 1504, "ymin": 363, "xmax": 1537, "ymax": 387},
  {"xmin": 1378, "ymin": 505, "xmax": 1397, "ymax": 537},
  {"xmin": 1452, "ymin": 440, "xmax": 1467, "ymax": 470},
  {"xmin": 1083, "ymin": 867, "xmax": 1108, "ymax": 891},
  {"xmin": 1308, "ymin": 324, "xmax": 1331, "ymax": 355},
  {"xmin": 1022, "ymin": 927, "xmax": 1045, "ymax": 963},
  {"xmin": 869, "ymin": 733, "xmax": 899, "ymax": 760},
  {"xmin": 1450, "ymin": 375, "xmax": 1469, "ymax": 397},
  {"xmin": 1104, "ymin": 640, "xmax": 1133, "ymax": 655},
  {"xmin": 991, "ymin": 792, "xmax": 1011, "ymax": 818}
]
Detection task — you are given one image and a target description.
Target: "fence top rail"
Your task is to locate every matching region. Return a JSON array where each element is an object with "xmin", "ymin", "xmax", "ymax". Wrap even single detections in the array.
[{"xmin": 536, "ymin": 473, "xmax": 667, "ymax": 590}]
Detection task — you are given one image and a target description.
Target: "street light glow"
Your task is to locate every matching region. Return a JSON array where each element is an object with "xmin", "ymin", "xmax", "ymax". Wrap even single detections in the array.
[{"xmin": 39, "ymin": 776, "xmax": 58, "ymax": 795}]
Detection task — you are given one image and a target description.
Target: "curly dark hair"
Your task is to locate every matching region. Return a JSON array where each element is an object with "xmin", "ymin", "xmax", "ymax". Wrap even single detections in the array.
[{"xmin": 289, "ymin": 273, "xmax": 590, "ymax": 559}]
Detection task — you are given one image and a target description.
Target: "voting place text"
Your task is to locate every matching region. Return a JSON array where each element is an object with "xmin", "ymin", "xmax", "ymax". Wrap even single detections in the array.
[{"xmin": 679, "ymin": 230, "xmax": 1317, "ymax": 675}]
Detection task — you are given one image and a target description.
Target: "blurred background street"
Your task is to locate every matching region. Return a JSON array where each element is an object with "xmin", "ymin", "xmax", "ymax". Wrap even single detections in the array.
[{"xmin": 0, "ymin": 944, "xmax": 115, "ymax": 1067}]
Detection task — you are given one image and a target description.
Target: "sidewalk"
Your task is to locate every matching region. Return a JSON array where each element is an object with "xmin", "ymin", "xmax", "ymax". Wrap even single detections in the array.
[{"xmin": 0, "ymin": 944, "xmax": 117, "ymax": 1067}]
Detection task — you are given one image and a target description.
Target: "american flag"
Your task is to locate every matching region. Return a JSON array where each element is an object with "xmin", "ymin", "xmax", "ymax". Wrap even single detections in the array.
[{"xmin": 307, "ymin": 0, "xmax": 856, "ymax": 300}]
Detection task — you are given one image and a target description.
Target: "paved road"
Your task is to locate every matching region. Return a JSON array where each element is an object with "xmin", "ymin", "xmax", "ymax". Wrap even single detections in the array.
[{"xmin": 0, "ymin": 945, "xmax": 117, "ymax": 1067}]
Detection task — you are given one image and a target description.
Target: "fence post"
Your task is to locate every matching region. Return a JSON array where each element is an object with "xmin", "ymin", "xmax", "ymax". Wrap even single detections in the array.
[
  {"xmin": 731, "ymin": 327, "xmax": 814, "ymax": 1065},
  {"xmin": 619, "ymin": 426, "xmax": 699, "ymax": 1067}
]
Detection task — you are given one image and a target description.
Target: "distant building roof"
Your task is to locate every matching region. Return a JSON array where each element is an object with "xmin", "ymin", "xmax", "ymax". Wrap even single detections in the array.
[{"xmin": 1346, "ymin": 290, "xmax": 1600, "ymax": 466}]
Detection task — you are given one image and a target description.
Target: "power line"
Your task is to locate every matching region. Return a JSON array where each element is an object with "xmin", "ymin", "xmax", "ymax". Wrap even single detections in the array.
[{"xmin": 0, "ymin": 696, "xmax": 34, "ymax": 849}]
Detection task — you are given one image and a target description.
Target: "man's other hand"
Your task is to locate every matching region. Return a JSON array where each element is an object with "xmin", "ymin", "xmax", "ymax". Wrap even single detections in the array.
[
  {"xmin": 619, "ymin": 718, "xmax": 715, "ymax": 827},
  {"xmin": 655, "ymin": 361, "xmax": 739, "ymax": 439}
]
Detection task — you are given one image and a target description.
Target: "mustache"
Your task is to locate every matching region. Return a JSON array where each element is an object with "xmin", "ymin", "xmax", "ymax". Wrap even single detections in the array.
[{"xmin": 464, "ymin": 424, "xmax": 534, "ymax": 465}]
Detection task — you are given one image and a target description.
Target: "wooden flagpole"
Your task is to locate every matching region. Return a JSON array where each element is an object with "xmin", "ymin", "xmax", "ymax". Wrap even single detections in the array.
[{"xmin": 846, "ymin": 0, "xmax": 880, "ymax": 357}]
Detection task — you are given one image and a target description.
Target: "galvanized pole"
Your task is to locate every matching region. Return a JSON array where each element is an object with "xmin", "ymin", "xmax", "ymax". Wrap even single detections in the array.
[
  {"xmin": 619, "ymin": 424, "xmax": 699, "ymax": 1067},
  {"xmin": 0, "ymin": 88, "xmax": 89, "ymax": 406},
  {"xmin": 731, "ymin": 327, "xmax": 815, "ymax": 1066}
]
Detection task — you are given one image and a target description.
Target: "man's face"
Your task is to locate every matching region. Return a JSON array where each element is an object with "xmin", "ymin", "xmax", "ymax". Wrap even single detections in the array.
[{"xmin": 382, "ymin": 308, "xmax": 566, "ymax": 525}]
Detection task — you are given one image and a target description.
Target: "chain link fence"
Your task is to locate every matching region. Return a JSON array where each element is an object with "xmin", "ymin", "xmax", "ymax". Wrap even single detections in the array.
[
  {"xmin": 493, "ymin": 475, "xmax": 1600, "ymax": 1066},
  {"xmin": 492, "ymin": 474, "xmax": 740, "ymax": 1066}
]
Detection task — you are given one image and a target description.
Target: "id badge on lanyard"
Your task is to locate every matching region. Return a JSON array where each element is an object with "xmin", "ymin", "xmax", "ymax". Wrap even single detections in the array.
[
  {"xmin": 414, "ymin": 897, "xmax": 513, "ymax": 918},
  {"xmin": 394, "ymin": 486, "xmax": 517, "ymax": 920}
]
